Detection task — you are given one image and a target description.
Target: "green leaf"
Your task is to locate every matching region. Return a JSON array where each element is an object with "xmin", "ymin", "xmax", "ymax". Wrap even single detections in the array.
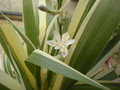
[
  {"xmin": 0, "ymin": 12, "xmax": 38, "ymax": 78},
  {"xmin": 98, "ymin": 70, "xmax": 118, "ymax": 81},
  {"xmin": 90, "ymin": 34, "xmax": 120, "ymax": 69},
  {"xmin": 76, "ymin": 0, "xmax": 96, "ymax": 32},
  {"xmin": 0, "ymin": 36, "xmax": 22, "ymax": 83},
  {"xmin": 0, "ymin": 83, "xmax": 10, "ymax": 90},
  {"xmin": 0, "ymin": 12, "xmax": 36, "ymax": 52},
  {"xmin": 0, "ymin": 35, "xmax": 11, "ymax": 60},
  {"xmin": 93, "ymin": 68, "xmax": 114, "ymax": 80},
  {"xmin": 0, "ymin": 24, "xmax": 37, "ymax": 90},
  {"xmin": 69, "ymin": 82, "xmax": 120, "ymax": 90},
  {"xmin": 70, "ymin": 0, "xmax": 120, "ymax": 74},
  {"xmin": 68, "ymin": 0, "xmax": 89, "ymax": 38},
  {"xmin": 62, "ymin": 18, "xmax": 70, "ymax": 33},
  {"xmin": 0, "ymin": 69, "xmax": 22, "ymax": 90},
  {"xmin": 42, "ymin": 15, "xmax": 59, "ymax": 52},
  {"xmin": 87, "ymin": 41, "xmax": 120, "ymax": 78},
  {"xmin": 61, "ymin": 0, "xmax": 120, "ymax": 89},
  {"xmin": 22, "ymin": 0, "xmax": 39, "ymax": 53},
  {"xmin": 3, "ymin": 57, "xmax": 13, "ymax": 77},
  {"xmin": 86, "ymin": 34, "xmax": 120, "ymax": 78},
  {"xmin": 26, "ymin": 49, "xmax": 110, "ymax": 90},
  {"xmin": 39, "ymin": 0, "xmax": 47, "ymax": 46}
]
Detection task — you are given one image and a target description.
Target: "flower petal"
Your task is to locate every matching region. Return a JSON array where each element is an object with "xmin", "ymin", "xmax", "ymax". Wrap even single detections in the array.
[
  {"xmin": 54, "ymin": 30, "xmax": 61, "ymax": 42},
  {"xmin": 65, "ymin": 39, "xmax": 75, "ymax": 46},
  {"xmin": 62, "ymin": 32, "xmax": 70, "ymax": 43},
  {"xmin": 54, "ymin": 46, "xmax": 60, "ymax": 50},
  {"xmin": 60, "ymin": 47, "xmax": 68, "ymax": 58},
  {"xmin": 47, "ymin": 40, "xmax": 56, "ymax": 47},
  {"xmin": 54, "ymin": 42, "xmax": 63, "ymax": 50}
]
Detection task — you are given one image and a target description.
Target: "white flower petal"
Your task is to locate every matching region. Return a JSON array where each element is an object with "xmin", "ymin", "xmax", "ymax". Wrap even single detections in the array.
[
  {"xmin": 54, "ymin": 30, "xmax": 61, "ymax": 42},
  {"xmin": 54, "ymin": 46, "xmax": 60, "ymax": 50},
  {"xmin": 62, "ymin": 32, "xmax": 70, "ymax": 43},
  {"xmin": 54, "ymin": 42, "xmax": 63, "ymax": 50},
  {"xmin": 47, "ymin": 40, "xmax": 56, "ymax": 47},
  {"xmin": 60, "ymin": 47, "xmax": 68, "ymax": 58},
  {"xmin": 65, "ymin": 39, "xmax": 75, "ymax": 46}
]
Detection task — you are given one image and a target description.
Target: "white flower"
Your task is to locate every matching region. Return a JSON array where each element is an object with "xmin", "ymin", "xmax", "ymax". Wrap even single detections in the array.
[{"xmin": 47, "ymin": 30, "xmax": 75, "ymax": 58}]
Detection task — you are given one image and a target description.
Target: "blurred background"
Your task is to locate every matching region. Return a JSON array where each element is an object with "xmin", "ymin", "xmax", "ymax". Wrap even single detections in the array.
[{"xmin": 0, "ymin": 0, "xmax": 22, "ymax": 26}]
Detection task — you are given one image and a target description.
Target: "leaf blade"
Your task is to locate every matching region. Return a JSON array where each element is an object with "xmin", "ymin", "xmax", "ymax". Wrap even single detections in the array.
[
  {"xmin": 22, "ymin": 0, "xmax": 39, "ymax": 52},
  {"xmin": 69, "ymin": 82, "xmax": 120, "ymax": 90},
  {"xmin": 62, "ymin": 0, "xmax": 120, "ymax": 89},
  {"xmin": 0, "ymin": 24, "xmax": 37, "ymax": 90},
  {"xmin": 26, "ymin": 50, "xmax": 110, "ymax": 90},
  {"xmin": 0, "ymin": 69, "xmax": 22, "ymax": 90}
]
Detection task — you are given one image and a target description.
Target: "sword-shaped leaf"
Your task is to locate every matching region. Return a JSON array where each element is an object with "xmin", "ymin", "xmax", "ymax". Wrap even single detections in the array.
[{"xmin": 26, "ymin": 50, "xmax": 110, "ymax": 90}]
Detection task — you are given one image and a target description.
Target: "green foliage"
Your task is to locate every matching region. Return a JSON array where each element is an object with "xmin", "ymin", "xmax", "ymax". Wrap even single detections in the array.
[
  {"xmin": 0, "ymin": 0, "xmax": 120, "ymax": 90},
  {"xmin": 26, "ymin": 50, "xmax": 110, "ymax": 90},
  {"xmin": 69, "ymin": 82, "xmax": 120, "ymax": 90},
  {"xmin": 0, "ymin": 69, "xmax": 22, "ymax": 90}
]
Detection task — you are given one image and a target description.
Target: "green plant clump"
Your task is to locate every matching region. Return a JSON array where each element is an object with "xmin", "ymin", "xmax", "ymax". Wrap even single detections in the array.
[{"xmin": 0, "ymin": 0, "xmax": 120, "ymax": 90}]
